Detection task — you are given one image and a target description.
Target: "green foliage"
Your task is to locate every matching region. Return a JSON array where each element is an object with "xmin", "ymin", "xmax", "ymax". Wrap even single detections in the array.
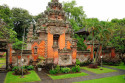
[
  {"xmin": 24, "ymin": 66, "xmax": 34, "ymax": 70},
  {"xmin": 80, "ymin": 60, "xmax": 92, "ymax": 66},
  {"xmin": 61, "ymin": 67, "xmax": 71, "ymax": 73},
  {"xmin": 49, "ymin": 69, "xmax": 57, "ymax": 74},
  {"xmin": 12, "ymin": 66, "xmax": 29, "ymax": 75},
  {"xmin": 0, "ymin": 5, "xmax": 17, "ymax": 42},
  {"xmin": 72, "ymin": 65, "xmax": 80, "ymax": 72},
  {"xmin": 12, "ymin": 66, "xmax": 19, "ymax": 71},
  {"xmin": 47, "ymin": 7, "xmax": 50, "ymax": 11},
  {"xmin": 49, "ymin": 65, "xmax": 60, "ymax": 75},
  {"xmin": 12, "ymin": 39, "xmax": 24, "ymax": 50},
  {"xmin": 14, "ymin": 69, "xmax": 28, "ymax": 75},
  {"xmin": 0, "ymin": 4, "xmax": 14, "ymax": 28},
  {"xmin": 75, "ymin": 34, "xmax": 87, "ymax": 51},
  {"xmin": 33, "ymin": 13, "xmax": 42, "ymax": 22},
  {"xmin": 76, "ymin": 59, "xmax": 80, "ymax": 65},
  {"xmin": 55, "ymin": 65, "xmax": 60, "ymax": 73},
  {"xmin": 11, "ymin": 7, "xmax": 32, "ymax": 40},
  {"xmin": 63, "ymin": 0, "xmax": 86, "ymax": 31},
  {"xmin": 110, "ymin": 18, "xmax": 125, "ymax": 54},
  {"xmin": 0, "ymin": 19, "xmax": 17, "ymax": 42},
  {"xmin": 102, "ymin": 55, "xmax": 121, "ymax": 66}
]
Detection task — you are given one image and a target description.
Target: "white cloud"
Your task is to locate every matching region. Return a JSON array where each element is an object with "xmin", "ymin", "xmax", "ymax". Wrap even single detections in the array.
[{"xmin": 0, "ymin": 0, "xmax": 125, "ymax": 21}]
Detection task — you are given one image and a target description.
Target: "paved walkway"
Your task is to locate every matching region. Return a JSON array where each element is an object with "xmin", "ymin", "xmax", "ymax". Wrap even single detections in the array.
[
  {"xmin": 29, "ymin": 66, "xmax": 125, "ymax": 83},
  {"xmin": 0, "ymin": 72, "xmax": 6, "ymax": 83},
  {"xmin": 1, "ymin": 66, "xmax": 125, "ymax": 83}
]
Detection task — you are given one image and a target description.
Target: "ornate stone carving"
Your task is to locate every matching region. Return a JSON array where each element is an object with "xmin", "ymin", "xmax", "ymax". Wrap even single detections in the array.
[
  {"xmin": 52, "ymin": 0, "xmax": 58, "ymax": 2},
  {"xmin": 49, "ymin": 26, "xmax": 65, "ymax": 35},
  {"xmin": 60, "ymin": 55, "xmax": 70, "ymax": 63},
  {"xmin": 58, "ymin": 54, "xmax": 72, "ymax": 66}
]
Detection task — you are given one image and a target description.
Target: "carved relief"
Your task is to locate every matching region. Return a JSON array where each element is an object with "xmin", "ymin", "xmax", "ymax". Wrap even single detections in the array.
[
  {"xmin": 49, "ymin": 26, "xmax": 65, "ymax": 35},
  {"xmin": 38, "ymin": 41, "xmax": 45, "ymax": 57},
  {"xmin": 58, "ymin": 55, "xmax": 72, "ymax": 66},
  {"xmin": 52, "ymin": 0, "xmax": 58, "ymax": 2}
]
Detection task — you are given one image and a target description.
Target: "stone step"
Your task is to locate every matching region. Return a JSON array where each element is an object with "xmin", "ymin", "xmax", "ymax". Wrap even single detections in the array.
[{"xmin": 0, "ymin": 68, "xmax": 7, "ymax": 73}]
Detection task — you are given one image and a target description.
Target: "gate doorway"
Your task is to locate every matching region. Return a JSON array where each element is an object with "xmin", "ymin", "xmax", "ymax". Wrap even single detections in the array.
[
  {"xmin": 0, "ymin": 39, "xmax": 9, "ymax": 72},
  {"xmin": 0, "ymin": 49, "xmax": 8, "ymax": 71}
]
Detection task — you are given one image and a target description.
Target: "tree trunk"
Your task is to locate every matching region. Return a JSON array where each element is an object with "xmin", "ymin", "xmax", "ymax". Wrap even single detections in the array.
[{"xmin": 95, "ymin": 43, "xmax": 100, "ymax": 63}]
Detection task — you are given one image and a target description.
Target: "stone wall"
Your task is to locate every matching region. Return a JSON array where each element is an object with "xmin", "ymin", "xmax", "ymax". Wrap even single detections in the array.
[{"xmin": 77, "ymin": 51, "xmax": 91, "ymax": 63}]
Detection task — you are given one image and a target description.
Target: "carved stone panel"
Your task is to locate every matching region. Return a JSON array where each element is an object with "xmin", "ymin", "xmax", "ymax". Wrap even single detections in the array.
[
  {"xmin": 49, "ymin": 26, "xmax": 65, "ymax": 35},
  {"xmin": 58, "ymin": 54, "xmax": 72, "ymax": 66}
]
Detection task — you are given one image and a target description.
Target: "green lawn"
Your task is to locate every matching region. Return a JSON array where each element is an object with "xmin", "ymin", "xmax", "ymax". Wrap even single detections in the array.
[
  {"xmin": 48, "ymin": 72, "xmax": 88, "ymax": 80},
  {"xmin": 0, "ymin": 64, "xmax": 5, "ymax": 68},
  {"xmin": 0, "ymin": 58, "xmax": 6, "ymax": 68},
  {"xmin": 0, "ymin": 58, "xmax": 6, "ymax": 63},
  {"xmin": 109, "ymin": 63, "xmax": 125, "ymax": 70},
  {"xmin": 81, "ymin": 67, "xmax": 116, "ymax": 74},
  {"xmin": 74, "ymin": 75, "xmax": 125, "ymax": 83},
  {"xmin": 4, "ymin": 70, "xmax": 41, "ymax": 83}
]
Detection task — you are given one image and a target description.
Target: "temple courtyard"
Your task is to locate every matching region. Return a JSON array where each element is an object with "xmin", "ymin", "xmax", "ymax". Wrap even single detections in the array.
[
  {"xmin": 0, "ymin": 0, "xmax": 125, "ymax": 83},
  {"xmin": 0, "ymin": 65, "xmax": 125, "ymax": 83}
]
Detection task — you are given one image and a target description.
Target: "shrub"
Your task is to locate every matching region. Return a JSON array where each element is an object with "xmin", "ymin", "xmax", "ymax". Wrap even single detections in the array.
[
  {"xmin": 55, "ymin": 65, "xmax": 60, "ymax": 73},
  {"xmin": 49, "ymin": 69, "xmax": 57, "ymax": 74},
  {"xmin": 14, "ymin": 69, "xmax": 28, "ymax": 75},
  {"xmin": 24, "ymin": 65, "xmax": 34, "ymax": 70},
  {"xmin": 102, "ymin": 55, "xmax": 121, "ymax": 66},
  {"xmin": 80, "ymin": 60, "xmax": 92, "ymax": 66},
  {"xmin": 76, "ymin": 59, "xmax": 80, "ymax": 65},
  {"xmin": 61, "ymin": 67, "xmax": 71, "ymax": 73},
  {"xmin": 88, "ymin": 64, "xmax": 98, "ymax": 68},
  {"xmin": 72, "ymin": 65, "xmax": 80, "ymax": 72},
  {"xmin": 12, "ymin": 66, "xmax": 19, "ymax": 71}
]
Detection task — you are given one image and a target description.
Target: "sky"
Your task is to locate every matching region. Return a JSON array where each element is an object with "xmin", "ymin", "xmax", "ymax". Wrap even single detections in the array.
[{"xmin": 0, "ymin": 0, "xmax": 125, "ymax": 21}]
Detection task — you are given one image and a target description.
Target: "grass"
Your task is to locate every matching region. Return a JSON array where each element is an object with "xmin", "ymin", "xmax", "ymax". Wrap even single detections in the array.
[
  {"xmin": 73, "ymin": 75, "xmax": 125, "ymax": 83},
  {"xmin": 0, "ymin": 64, "xmax": 5, "ymax": 68},
  {"xmin": 4, "ymin": 70, "xmax": 41, "ymax": 83},
  {"xmin": 81, "ymin": 66, "xmax": 116, "ymax": 74},
  {"xmin": 108, "ymin": 63, "xmax": 125, "ymax": 70},
  {"xmin": 48, "ymin": 72, "xmax": 88, "ymax": 80},
  {"xmin": 0, "ymin": 58, "xmax": 6, "ymax": 63},
  {"xmin": 0, "ymin": 58, "xmax": 6, "ymax": 68}
]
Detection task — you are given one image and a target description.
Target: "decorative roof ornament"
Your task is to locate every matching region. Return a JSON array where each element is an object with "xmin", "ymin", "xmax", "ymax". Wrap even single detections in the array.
[{"xmin": 52, "ymin": 0, "xmax": 58, "ymax": 2}]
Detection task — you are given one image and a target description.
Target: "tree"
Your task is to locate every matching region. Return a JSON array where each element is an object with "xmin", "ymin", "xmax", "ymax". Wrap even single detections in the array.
[
  {"xmin": 63, "ymin": 0, "xmax": 86, "ymax": 31},
  {"xmin": 0, "ymin": 19, "xmax": 17, "ymax": 42},
  {"xmin": 0, "ymin": 4, "xmax": 14, "ymax": 28},
  {"xmin": 0, "ymin": 5, "xmax": 17, "ymax": 42},
  {"xmin": 83, "ymin": 18, "xmax": 114, "ymax": 63},
  {"xmin": 111, "ymin": 18, "xmax": 125, "ymax": 64},
  {"xmin": 11, "ymin": 8, "xmax": 32, "ymax": 40},
  {"xmin": 75, "ymin": 34, "xmax": 87, "ymax": 51}
]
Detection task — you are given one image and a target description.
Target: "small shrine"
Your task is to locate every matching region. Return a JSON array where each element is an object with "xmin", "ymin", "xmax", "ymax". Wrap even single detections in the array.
[{"xmin": 26, "ymin": 0, "xmax": 77, "ymax": 66}]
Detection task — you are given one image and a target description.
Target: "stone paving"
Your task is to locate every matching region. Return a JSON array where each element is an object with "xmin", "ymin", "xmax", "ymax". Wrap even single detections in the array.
[
  {"xmin": 29, "ymin": 66, "xmax": 125, "ymax": 83},
  {"xmin": 0, "ymin": 72, "xmax": 6, "ymax": 83},
  {"xmin": 1, "ymin": 66, "xmax": 125, "ymax": 83}
]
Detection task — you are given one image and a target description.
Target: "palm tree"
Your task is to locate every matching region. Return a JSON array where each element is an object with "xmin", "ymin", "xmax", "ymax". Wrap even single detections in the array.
[{"xmin": 94, "ymin": 21, "xmax": 114, "ymax": 63}]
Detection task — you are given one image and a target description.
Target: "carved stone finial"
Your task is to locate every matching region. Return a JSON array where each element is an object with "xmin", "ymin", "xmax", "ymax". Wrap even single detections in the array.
[{"xmin": 52, "ymin": 0, "xmax": 58, "ymax": 2}]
